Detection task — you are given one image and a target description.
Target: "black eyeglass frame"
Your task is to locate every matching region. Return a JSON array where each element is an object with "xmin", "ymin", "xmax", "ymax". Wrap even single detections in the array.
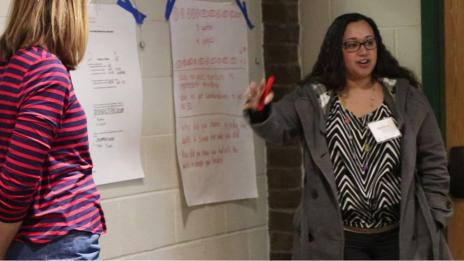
[{"xmin": 342, "ymin": 38, "xmax": 377, "ymax": 53}]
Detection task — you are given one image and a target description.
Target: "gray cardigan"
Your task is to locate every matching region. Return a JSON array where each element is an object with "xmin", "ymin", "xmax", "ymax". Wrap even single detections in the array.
[{"xmin": 247, "ymin": 78, "xmax": 453, "ymax": 259}]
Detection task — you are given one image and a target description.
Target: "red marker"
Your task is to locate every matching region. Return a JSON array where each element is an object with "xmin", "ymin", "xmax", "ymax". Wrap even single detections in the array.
[{"xmin": 257, "ymin": 75, "xmax": 275, "ymax": 111}]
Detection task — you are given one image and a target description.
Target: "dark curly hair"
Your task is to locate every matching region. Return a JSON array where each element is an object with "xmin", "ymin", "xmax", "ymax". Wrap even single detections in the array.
[{"xmin": 301, "ymin": 13, "xmax": 419, "ymax": 91}]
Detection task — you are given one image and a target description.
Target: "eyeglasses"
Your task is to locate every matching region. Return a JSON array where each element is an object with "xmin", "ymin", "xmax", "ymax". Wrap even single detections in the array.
[{"xmin": 343, "ymin": 38, "xmax": 377, "ymax": 53}]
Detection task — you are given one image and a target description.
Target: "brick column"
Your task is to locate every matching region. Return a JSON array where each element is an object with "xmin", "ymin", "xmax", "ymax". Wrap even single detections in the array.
[{"xmin": 262, "ymin": 0, "xmax": 302, "ymax": 259}]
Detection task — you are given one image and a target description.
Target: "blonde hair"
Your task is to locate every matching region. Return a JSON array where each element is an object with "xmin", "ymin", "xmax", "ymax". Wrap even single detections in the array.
[{"xmin": 0, "ymin": 0, "xmax": 88, "ymax": 70}]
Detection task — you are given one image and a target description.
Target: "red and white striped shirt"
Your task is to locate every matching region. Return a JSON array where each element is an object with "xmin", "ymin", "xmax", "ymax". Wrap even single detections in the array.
[{"xmin": 0, "ymin": 47, "xmax": 106, "ymax": 243}]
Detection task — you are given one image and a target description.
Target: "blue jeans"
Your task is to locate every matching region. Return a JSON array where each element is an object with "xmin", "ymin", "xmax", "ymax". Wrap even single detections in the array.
[{"xmin": 5, "ymin": 231, "xmax": 100, "ymax": 260}]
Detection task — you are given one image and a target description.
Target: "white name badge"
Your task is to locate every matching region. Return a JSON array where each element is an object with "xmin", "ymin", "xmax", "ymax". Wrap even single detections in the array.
[{"xmin": 367, "ymin": 117, "xmax": 402, "ymax": 143}]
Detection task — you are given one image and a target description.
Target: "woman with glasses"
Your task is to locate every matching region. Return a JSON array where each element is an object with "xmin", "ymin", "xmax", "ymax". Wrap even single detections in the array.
[
  {"xmin": 0, "ymin": 0, "xmax": 106, "ymax": 259},
  {"xmin": 244, "ymin": 13, "xmax": 452, "ymax": 259}
]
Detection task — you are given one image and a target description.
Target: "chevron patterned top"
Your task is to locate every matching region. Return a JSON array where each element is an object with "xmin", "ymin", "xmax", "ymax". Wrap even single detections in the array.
[{"xmin": 326, "ymin": 99, "xmax": 401, "ymax": 228}]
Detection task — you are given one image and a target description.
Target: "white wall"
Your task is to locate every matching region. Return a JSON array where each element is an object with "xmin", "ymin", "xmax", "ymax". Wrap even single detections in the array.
[
  {"xmin": 0, "ymin": 0, "xmax": 268, "ymax": 259},
  {"xmin": 301, "ymin": 0, "xmax": 422, "ymax": 80}
]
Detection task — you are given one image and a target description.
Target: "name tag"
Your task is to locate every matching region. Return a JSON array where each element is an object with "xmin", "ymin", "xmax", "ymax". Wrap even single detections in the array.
[{"xmin": 367, "ymin": 117, "xmax": 401, "ymax": 143}]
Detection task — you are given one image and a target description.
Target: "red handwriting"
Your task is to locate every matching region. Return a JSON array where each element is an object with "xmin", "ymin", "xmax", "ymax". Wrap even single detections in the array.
[
  {"xmin": 196, "ymin": 23, "xmax": 213, "ymax": 32},
  {"xmin": 180, "ymin": 129, "xmax": 240, "ymax": 145},
  {"xmin": 172, "ymin": 7, "xmax": 242, "ymax": 21},
  {"xmin": 194, "ymin": 23, "xmax": 215, "ymax": 46},
  {"xmin": 180, "ymin": 145, "xmax": 240, "ymax": 170},
  {"xmin": 196, "ymin": 37, "xmax": 215, "ymax": 46},
  {"xmin": 179, "ymin": 72, "xmax": 224, "ymax": 83},
  {"xmin": 175, "ymin": 56, "xmax": 240, "ymax": 70},
  {"xmin": 176, "ymin": 71, "xmax": 245, "ymax": 112},
  {"xmin": 178, "ymin": 118, "xmax": 247, "ymax": 170}
]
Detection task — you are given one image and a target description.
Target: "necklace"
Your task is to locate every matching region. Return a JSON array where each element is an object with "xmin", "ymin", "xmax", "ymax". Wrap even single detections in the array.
[
  {"xmin": 367, "ymin": 83, "xmax": 377, "ymax": 108},
  {"xmin": 336, "ymin": 82, "xmax": 377, "ymax": 173},
  {"xmin": 339, "ymin": 82, "xmax": 378, "ymax": 113},
  {"xmin": 342, "ymin": 102, "xmax": 373, "ymax": 173}
]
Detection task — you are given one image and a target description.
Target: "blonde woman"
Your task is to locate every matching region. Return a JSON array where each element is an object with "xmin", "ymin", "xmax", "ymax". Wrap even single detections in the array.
[{"xmin": 0, "ymin": 0, "xmax": 106, "ymax": 259}]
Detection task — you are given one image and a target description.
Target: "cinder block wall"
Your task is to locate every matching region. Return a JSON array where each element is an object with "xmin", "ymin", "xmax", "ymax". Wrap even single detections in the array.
[
  {"xmin": 97, "ymin": 0, "xmax": 268, "ymax": 259},
  {"xmin": 0, "ymin": 0, "xmax": 269, "ymax": 259}
]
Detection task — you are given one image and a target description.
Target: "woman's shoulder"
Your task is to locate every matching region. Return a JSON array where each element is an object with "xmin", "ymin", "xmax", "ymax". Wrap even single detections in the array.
[
  {"xmin": 393, "ymin": 78, "xmax": 423, "ymax": 94},
  {"xmin": 12, "ymin": 46, "xmax": 65, "ymax": 69},
  {"xmin": 293, "ymin": 82, "xmax": 332, "ymax": 110},
  {"xmin": 293, "ymin": 81, "xmax": 329, "ymax": 98},
  {"xmin": 387, "ymin": 77, "xmax": 430, "ymax": 106}
]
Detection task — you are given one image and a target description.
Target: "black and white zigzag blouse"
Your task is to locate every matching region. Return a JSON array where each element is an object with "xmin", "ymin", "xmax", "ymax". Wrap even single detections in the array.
[{"xmin": 326, "ymin": 98, "xmax": 401, "ymax": 228}]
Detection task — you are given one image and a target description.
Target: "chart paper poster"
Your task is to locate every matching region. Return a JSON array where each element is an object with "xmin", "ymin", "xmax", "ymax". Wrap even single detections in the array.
[
  {"xmin": 71, "ymin": 4, "xmax": 144, "ymax": 185},
  {"xmin": 170, "ymin": 0, "xmax": 257, "ymax": 206}
]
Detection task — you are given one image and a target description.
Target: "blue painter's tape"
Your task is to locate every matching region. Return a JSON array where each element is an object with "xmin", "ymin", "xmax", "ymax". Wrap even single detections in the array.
[
  {"xmin": 235, "ymin": 0, "xmax": 254, "ymax": 30},
  {"xmin": 165, "ymin": 0, "xmax": 176, "ymax": 21},
  {"xmin": 117, "ymin": 0, "xmax": 147, "ymax": 25}
]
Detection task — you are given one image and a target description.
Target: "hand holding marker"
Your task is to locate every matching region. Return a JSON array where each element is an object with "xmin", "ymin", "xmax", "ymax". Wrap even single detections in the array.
[
  {"xmin": 244, "ymin": 75, "xmax": 275, "ymax": 111},
  {"xmin": 257, "ymin": 75, "xmax": 275, "ymax": 111}
]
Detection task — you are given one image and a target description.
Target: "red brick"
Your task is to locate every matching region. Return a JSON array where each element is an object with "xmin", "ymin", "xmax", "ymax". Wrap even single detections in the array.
[
  {"xmin": 263, "ymin": 0, "xmax": 302, "ymax": 256},
  {"xmin": 264, "ymin": 44, "xmax": 298, "ymax": 64},
  {"xmin": 270, "ymin": 253, "xmax": 292, "ymax": 260},
  {"xmin": 269, "ymin": 210, "xmax": 295, "ymax": 231},
  {"xmin": 269, "ymin": 189, "xmax": 301, "ymax": 209},
  {"xmin": 267, "ymin": 146, "xmax": 302, "ymax": 167},
  {"xmin": 264, "ymin": 24, "xmax": 299, "ymax": 44},
  {"xmin": 262, "ymin": 2, "xmax": 298, "ymax": 24},
  {"xmin": 267, "ymin": 167, "xmax": 302, "ymax": 189},
  {"xmin": 264, "ymin": 64, "xmax": 301, "ymax": 85},
  {"xmin": 270, "ymin": 232, "xmax": 294, "ymax": 251}
]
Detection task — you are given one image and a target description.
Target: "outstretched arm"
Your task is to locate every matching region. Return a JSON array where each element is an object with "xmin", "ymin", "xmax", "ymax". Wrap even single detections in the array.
[{"xmin": 243, "ymin": 79, "xmax": 302, "ymax": 145}]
